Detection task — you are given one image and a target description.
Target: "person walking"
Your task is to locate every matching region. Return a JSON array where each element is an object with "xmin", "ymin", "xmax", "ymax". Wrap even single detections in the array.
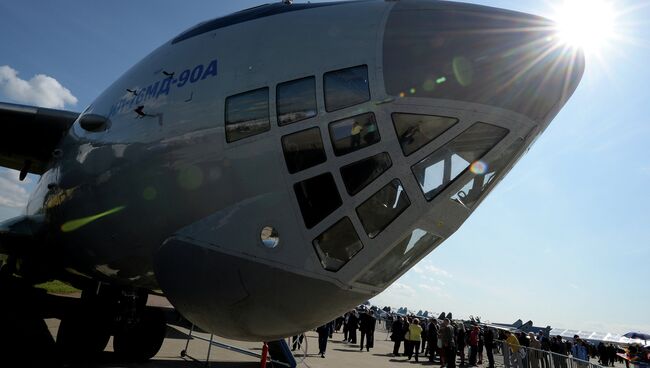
[
  {"xmin": 406, "ymin": 318, "xmax": 423, "ymax": 362},
  {"xmin": 421, "ymin": 319, "xmax": 429, "ymax": 354},
  {"xmin": 342, "ymin": 312, "xmax": 349, "ymax": 341},
  {"xmin": 347, "ymin": 311, "xmax": 359, "ymax": 344},
  {"xmin": 529, "ymin": 332, "xmax": 542, "ymax": 368},
  {"xmin": 291, "ymin": 333, "xmax": 304, "ymax": 351},
  {"xmin": 505, "ymin": 331, "xmax": 521, "ymax": 368},
  {"xmin": 478, "ymin": 328, "xmax": 484, "ymax": 365},
  {"xmin": 427, "ymin": 319, "xmax": 439, "ymax": 362},
  {"xmin": 359, "ymin": 310, "xmax": 376, "ymax": 352},
  {"xmin": 540, "ymin": 336, "xmax": 551, "ymax": 368},
  {"xmin": 469, "ymin": 326, "xmax": 479, "ymax": 366},
  {"xmin": 484, "ymin": 328, "xmax": 496, "ymax": 368},
  {"xmin": 440, "ymin": 319, "xmax": 457, "ymax": 368},
  {"xmin": 316, "ymin": 322, "xmax": 332, "ymax": 358},
  {"xmin": 571, "ymin": 338, "xmax": 589, "ymax": 368},
  {"xmin": 457, "ymin": 323, "xmax": 467, "ymax": 366},
  {"xmin": 391, "ymin": 316, "xmax": 405, "ymax": 356}
]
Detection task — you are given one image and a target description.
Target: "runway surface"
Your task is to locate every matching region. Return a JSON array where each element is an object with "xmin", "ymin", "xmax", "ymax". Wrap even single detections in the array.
[{"xmin": 23, "ymin": 296, "xmax": 627, "ymax": 368}]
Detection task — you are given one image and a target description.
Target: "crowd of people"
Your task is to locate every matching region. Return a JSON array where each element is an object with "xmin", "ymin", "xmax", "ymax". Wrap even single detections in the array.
[
  {"xmin": 293, "ymin": 308, "xmax": 649, "ymax": 368},
  {"xmin": 388, "ymin": 315, "xmax": 496, "ymax": 367}
]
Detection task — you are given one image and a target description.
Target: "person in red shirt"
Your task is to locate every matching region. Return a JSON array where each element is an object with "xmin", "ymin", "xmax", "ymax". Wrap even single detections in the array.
[{"xmin": 469, "ymin": 325, "xmax": 480, "ymax": 366}]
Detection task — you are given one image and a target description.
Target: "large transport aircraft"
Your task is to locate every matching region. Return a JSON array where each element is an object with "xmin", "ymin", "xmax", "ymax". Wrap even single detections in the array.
[{"xmin": 0, "ymin": 0, "xmax": 584, "ymax": 362}]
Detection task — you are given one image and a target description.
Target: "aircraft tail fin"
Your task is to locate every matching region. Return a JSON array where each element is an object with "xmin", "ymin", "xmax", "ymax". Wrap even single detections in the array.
[
  {"xmin": 513, "ymin": 319, "xmax": 523, "ymax": 328},
  {"xmin": 520, "ymin": 320, "xmax": 534, "ymax": 332}
]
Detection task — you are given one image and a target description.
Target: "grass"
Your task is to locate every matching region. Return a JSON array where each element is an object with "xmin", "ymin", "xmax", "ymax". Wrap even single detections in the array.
[{"xmin": 34, "ymin": 280, "xmax": 80, "ymax": 294}]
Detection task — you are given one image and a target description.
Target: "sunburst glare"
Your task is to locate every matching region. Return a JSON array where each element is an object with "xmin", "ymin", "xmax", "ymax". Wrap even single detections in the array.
[{"xmin": 552, "ymin": 0, "xmax": 619, "ymax": 54}]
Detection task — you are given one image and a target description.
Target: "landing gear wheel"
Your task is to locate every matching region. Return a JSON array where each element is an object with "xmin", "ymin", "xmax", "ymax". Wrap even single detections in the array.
[
  {"xmin": 114, "ymin": 306, "xmax": 167, "ymax": 361},
  {"xmin": 56, "ymin": 310, "xmax": 111, "ymax": 358}
]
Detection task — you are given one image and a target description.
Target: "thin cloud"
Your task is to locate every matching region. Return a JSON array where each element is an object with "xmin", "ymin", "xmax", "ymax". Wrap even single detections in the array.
[
  {"xmin": 424, "ymin": 264, "xmax": 453, "ymax": 278},
  {"xmin": 0, "ymin": 65, "xmax": 77, "ymax": 109},
  {"xmin": 384, "ymin": 282, "xmax": 416, "ymax": 298},
  {"xmin": 0, "ymin": 169, "xmax": 29, "ymax": 208}
]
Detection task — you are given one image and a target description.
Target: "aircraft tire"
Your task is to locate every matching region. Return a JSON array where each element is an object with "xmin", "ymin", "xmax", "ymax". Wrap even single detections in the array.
[
  {"xmin": 56, "ymin": 310, "xmax": 111, "ymax": 358},
  {"xmin": 113, "ymin": 306, "xmax": 167, "ymax": 361}
]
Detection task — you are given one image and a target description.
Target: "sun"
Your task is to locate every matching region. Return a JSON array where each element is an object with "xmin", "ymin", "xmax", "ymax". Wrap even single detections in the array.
[{"xmin": 552, "ymin": 0, "xmax": 618, "ymax": 54}]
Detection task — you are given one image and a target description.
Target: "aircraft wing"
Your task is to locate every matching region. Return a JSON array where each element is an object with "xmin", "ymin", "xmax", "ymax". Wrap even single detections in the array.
[
  {"xmin": 550, "ymin": 328, "xmax": 650, "ymax": 345},
  {"xmin": 0, "ymin": 215, "xmax": 44, "ymax": 257},
  {"xmin": 0, "ymin": 102, "xmax": 79, "ymax": 175}
]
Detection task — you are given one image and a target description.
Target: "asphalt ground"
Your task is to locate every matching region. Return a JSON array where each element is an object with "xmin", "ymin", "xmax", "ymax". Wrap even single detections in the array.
[
  {"xmin": 8, "ymin": 295, "xmax": 627, "ymax": 368},
  {"xmin": 38, "ymin": 317, "xmax": 631, "ymax": 368}
]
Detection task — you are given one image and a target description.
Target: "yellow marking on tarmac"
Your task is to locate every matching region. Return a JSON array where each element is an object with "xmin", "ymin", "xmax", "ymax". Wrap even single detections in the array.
[{"xmin": 60, "ymin": 205, "xmax": 125, "ymax": 232}]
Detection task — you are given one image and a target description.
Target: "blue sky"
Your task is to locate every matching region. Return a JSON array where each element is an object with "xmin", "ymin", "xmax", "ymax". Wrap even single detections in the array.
[{"xmin": 1, "ymin": 0, "xmax": 648, "ymax": 334}]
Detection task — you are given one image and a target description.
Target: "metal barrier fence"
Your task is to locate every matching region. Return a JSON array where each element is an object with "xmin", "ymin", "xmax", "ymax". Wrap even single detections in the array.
[{"xmin": 493, "ymin": 340, "xmax": 604, "ymax": 368}]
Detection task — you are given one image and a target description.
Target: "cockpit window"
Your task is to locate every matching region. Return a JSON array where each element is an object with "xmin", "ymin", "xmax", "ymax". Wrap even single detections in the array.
[
  {"xmin": 225, "ymin": 87, "xmax": 270, "ymax": 143},
  {"xmin": 357, "ymin": 229, "xmax": 442, "ymax": 286},
  {"xmin": 324, "ymin": 65, "xmax": 370, "ymax": 112},
  {"xmin": 313, "ymin": 217, "xmax": 363, "ymax": 272},
  {"xmin": 340, "ymin": 152, "xmax": 392, "ymax": 196},
  {"xmin": 356, "ymin": 179, "xmax": 410, "ymax": 238},
  {"xmin": 294, "ymin": 173, "xmax": 342, "ymax": 229},
  {"xmin": 328, "ymin": 113, "xmax": 380, "ymax": 156},
  {"xmin": 281, "ymin": 127, "xmax": 327, "ymax": 174},
  {"xmin": 451, "ymin": 135, "xmax": 527, "ymax": 208},
  {"xmin": 411, "ymin": 122, "xmax": 508, "ymax": 201},
  {"xmin": 277, "ymin": 76, "xmax": 317, "ymax": 126},
  {"xmin": 392, "ymin": 113, "xmax": 458, "ymax": 156}
]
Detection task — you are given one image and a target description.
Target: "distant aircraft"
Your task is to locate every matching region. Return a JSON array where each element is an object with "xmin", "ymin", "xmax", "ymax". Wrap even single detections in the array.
[
  {"xmin": 550, "ymin": 328, "xmax": 650, "ymax": 346},
  {"xmin": 482, "ymin": 319, "xmax": 551, "ymax": 336},
  {"xmin": 0, "ymin": 0, "xmax": 584, "ymax": 362}
]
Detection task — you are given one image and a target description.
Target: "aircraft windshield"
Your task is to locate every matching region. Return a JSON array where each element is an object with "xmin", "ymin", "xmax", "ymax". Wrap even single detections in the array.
[
  {"xmin": 357, "ymin": 229, "xmax": 442, "ymax": 286},
  {"xmin": 412, "ymin": 123, "xmax": 508, "ymax": 201},
  {"xmin": 450, "ymin": 136, "xmax": 527, "ymax": 208}
]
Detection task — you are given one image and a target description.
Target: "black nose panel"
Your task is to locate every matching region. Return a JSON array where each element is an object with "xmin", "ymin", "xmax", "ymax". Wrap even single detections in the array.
[
  {"xmin": 383, "ymin": 1, "xmax": 585, "ymax": 123},
  {"xmin": 153, "ymin": 236, "xmax": 369, "ymax": 341}
]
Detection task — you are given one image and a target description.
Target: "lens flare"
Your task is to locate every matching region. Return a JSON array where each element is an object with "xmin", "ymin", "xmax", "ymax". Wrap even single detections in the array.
[
  {"xmin": 61, "ymin": 206, "xmax": 126, "ymax": 233},
  {"xmin": 552, "ymin": 0, "xmax": 617, "ymax": 53},
  {"xmin": 470, "ymin": 161, "xmax": 488, "ymax": 175}
]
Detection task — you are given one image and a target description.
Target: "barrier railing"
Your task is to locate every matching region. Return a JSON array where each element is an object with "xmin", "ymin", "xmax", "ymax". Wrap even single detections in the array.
[{"xmin": 494, "ymin": 340, "xmax": 604, "ymax": 368}]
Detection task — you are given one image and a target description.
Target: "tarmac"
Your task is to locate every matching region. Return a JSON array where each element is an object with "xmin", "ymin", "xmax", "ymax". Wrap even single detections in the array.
[
  {"xmin": 43, "ymin": 316, "xmax": 419, "ymax": 368},
  {"xmin": 31, "ymin": 296, "xmax": 629, "ymax": 368},
  {"xmin": 41, "ymin": 318, "xmax": 630, "ymax": 368}
]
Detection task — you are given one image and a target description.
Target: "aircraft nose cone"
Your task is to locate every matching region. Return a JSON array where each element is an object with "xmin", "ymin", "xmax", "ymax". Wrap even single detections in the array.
[
  {"xmin": 153, "ymin": 236, "xmax": 368, "ymax": 341},
  {"xmin": 383, "ymin": 1, "xmax": 585, "ymax": 124}
]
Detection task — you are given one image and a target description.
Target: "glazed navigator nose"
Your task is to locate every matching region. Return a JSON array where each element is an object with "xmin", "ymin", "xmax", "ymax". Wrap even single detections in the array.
[{"xmin": 383, "ymin": 1, "xmax": 585, "ymax": 125}]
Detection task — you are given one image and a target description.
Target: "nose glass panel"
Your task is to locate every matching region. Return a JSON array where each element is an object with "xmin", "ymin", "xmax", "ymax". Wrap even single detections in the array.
[
  {"xmin": 357, "ymin": 229, "xmax": 442, "ymax": 286},
  {"xmin": 356, "ymin": 179, "xmax": 410, "ymax": 238},
  {"xmin": 313, "ymin": 217, "xmax": 364, "ymax": 272},
  {"xmin": 412, "ymin": 123, "xmax": 508, "ymax": 201},
  {"xmin": 393, "ymin": 113, "xmax": 458, "ymax": 156}
]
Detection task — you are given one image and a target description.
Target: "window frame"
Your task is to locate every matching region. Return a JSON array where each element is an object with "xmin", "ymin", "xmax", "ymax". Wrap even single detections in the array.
[
  {"xmin": 328, "ymin": 112, "xmax": 381, "ymax": 157},
  {"xmin": 276, "ymin": 76, "xmax": 318, "ymax": 126},
  {"xmin": 224, "ymin": 87, "xmax": 270, "ymax": 143},
  {"xmin": 356, "ymin": 178, "xmax": 411, "ymax": 238},
  {"xmin": 339, "ymin": 152, "xmax": 393, "ymax": 196},
  {"xmin": 281, "ymin": 126, "xmax": 327, "ymax": 174},
  {"xmin": 410, "ymin": 122, "xmax": 509, "ymax": 202},
  {"xmin": 312, "ymin": 216, "xmax": 364, "ymax": 272},
  {"xmin": 323, "ymin": 64, "xmax": 371, "ymax": 112},
  {"xmin": 391, "ymin": 112, "xmax": 459, "ymax": 156}
]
